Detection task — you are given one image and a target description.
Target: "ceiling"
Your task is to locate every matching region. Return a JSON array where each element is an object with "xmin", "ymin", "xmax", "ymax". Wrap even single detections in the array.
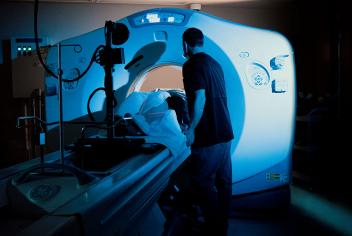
[{"xmin": 5, "ymin": 0, "xmax": 266, "ymax": 5}]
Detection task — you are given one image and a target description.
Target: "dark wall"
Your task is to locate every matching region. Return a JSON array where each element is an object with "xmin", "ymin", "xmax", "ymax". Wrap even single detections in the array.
[
  {"xmin": 0, "ymin": 40, "xmax": 28, "ymax": 168},
  {"xmin": 0, "ymin": 41, "xmax": 12, "ymax": 167},
  {"xmin": 289, "ymin": 0, "xmax": 352, "ymax": 202}
]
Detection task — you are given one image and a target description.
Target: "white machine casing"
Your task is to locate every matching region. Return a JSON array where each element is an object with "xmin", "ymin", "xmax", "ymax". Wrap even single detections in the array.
[{"xmin": 45, "ymin": 8, "xmax": 295, "ymax": 198}]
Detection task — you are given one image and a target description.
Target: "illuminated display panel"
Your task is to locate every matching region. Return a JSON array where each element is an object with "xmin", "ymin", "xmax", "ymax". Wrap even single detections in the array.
[{"xmin": 131, "ymin": 12, "xmax": 186, "ymax": 27}]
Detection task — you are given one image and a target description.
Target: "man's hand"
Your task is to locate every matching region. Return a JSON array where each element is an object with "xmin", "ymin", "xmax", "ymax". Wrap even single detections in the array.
[
  {"xmin": 183, "ymin": 89, "xmax": 205, "ymax": 147},
  {"xmin": 184, "ymin": 128, "xmax": 195, "ymax": 146}
]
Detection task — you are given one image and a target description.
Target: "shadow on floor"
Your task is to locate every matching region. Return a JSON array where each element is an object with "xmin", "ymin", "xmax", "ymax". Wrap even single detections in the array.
[{"xmin": 161, "ymin": 183, "xmax": 349, "ymax": 236}]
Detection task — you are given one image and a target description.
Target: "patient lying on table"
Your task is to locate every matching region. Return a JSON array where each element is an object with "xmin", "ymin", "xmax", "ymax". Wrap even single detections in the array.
[{"xmin": 115, "ymin": 90, "xmax": 189, "ymax": 156}]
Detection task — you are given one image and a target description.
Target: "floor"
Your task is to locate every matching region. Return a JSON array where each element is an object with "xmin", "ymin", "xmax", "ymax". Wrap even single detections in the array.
[
  {"xmin": 163, "ymin": 182, "xmax": 352, "ymax": 236},
  {"xmin": 227, "ymin": 185, "xmax": 352, "ymax": 236},
  {"xmin": 1, "ymin": 179, "xmax": 352, "ymax": 235}
]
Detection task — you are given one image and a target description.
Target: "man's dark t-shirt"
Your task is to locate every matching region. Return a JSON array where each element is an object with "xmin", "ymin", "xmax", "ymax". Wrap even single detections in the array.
[{"xmin": 183, "ymin": 52, "xmax": 234, "ymax": 147}]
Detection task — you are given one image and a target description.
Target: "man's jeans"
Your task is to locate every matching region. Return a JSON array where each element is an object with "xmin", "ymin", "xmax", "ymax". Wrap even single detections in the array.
[{"xmin": 191, "ymin": 141, "xmax": 232, "ymax": 234}]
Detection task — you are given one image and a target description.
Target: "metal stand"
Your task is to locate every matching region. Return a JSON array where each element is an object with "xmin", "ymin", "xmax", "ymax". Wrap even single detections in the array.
[
  {"xmin": 104, "ymin": 21, "xmax": 115, "ymax": 139},
  {"xmin": 57, "ymin": 43, "xmax": 65, "ymax": 167},
  {"xmin": 53, "ymin": 43, "xmax": 81, "ymax": 168}
]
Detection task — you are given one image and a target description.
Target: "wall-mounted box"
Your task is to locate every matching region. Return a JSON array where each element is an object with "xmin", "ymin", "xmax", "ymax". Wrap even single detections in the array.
[{"xmin": 11, "ymin": 37, "xmax": 48, "ymax": 98}]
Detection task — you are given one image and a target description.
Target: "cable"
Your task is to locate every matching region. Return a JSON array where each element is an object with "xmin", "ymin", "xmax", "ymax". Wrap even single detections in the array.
[
  {"xmin": 87, "ymin": 87, "xmax": 118, "ymax": 121},
  {"xmin": 34, "ymin": 0, "xmax": 103, "ymax": 82},
  {"xmin": 87, "ymin": 87, "xmax": 105, "ymax": 121},
  {"xmin": 34, "ymin": 0, "xmax": 56, "ymax": 78}
]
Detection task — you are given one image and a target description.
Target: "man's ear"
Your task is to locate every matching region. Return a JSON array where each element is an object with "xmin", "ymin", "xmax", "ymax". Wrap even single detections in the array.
[{"xmin": 183, "ymin": 41, "xmax": 190, "ymax": 58}]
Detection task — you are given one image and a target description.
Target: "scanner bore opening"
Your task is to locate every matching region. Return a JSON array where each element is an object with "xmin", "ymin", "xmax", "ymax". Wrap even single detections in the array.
[{"xmin": 129, "ymin": 64, "xmax": 184, "ymax": 93}]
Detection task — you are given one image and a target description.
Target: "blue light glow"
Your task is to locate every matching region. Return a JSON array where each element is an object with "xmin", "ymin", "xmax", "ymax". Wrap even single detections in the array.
[{"xmin": 292, "ymin": 186, "xmax": 352, "ymax": 235}]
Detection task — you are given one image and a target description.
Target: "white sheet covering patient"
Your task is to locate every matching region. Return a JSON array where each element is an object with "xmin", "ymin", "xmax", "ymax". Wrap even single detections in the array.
[{"xmin": 116, "ymin": 91, "xmax": 187, "ymax": 156}]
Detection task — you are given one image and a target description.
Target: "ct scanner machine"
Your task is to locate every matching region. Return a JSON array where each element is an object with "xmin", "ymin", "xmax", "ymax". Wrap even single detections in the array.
[{"xmin": 0, "ymin": 8, "xmax": 295, "ymax": 235}]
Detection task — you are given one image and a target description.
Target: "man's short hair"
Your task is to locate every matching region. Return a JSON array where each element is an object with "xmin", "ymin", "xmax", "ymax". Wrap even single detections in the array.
[{"xmin": 183, "ymin": 28, "xmax": 204, "ymax": 47}]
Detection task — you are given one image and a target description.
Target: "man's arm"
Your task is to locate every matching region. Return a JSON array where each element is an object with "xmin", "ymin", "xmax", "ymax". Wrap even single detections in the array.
[{"xmin": 185, "ymin": 89, "xmax": 206, "ymax": 146}]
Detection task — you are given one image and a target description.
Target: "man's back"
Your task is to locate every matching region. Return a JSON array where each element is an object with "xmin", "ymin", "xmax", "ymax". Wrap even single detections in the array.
[{"xmin": 183, "ymin": 52, "xmax": 233, "ymax": 147}]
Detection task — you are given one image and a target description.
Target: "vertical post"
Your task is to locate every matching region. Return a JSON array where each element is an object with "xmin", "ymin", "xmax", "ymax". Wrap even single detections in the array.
[
  {"xmin": 105, "ymin": 21, "xmax": 115, "ymax": 139},
  {"xmin": 24, "ymin": 103, "xmax": 31, "ymax": 159},
  {"xmin": 38, "ymin": 88, "xmax": 42, "ymax": 123},
  {"xmin": 32, "ymin": 94, "xmax": 36, "ymax": 159},
  {"xmin": 58, "ymin": 43, "xmax": 65, "ymax": 166},
  {"xmin": 38, "ymin": 88, "xmax": 45, "ymax": 171}
]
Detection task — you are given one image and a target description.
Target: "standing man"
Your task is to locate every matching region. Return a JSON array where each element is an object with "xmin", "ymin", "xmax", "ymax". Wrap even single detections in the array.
[{"xmin": 182, "ymin": 28, "xmax": 234, "ymax": 235}]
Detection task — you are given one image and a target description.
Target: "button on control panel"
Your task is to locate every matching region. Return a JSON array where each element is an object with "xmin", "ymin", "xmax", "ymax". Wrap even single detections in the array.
[{"xmin": 246, "ymin": 62, "xmax": 270, "ymax": 89}]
